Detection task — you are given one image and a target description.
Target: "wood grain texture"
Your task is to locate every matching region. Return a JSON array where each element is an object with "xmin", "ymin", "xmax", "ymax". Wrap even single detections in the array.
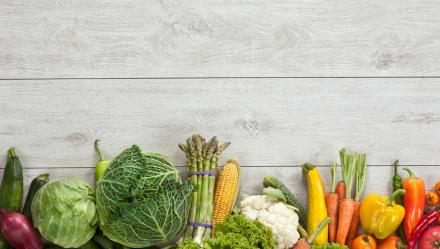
[
  {"xmin": 9, "ymin": 166, "xmax": 440, "ymax": 206},
  {"xmin": 1, "ymin": 78, "xmax": 440, "ymax": 167},
  {"xmin": 1, "ymin": 0, "xmax": 440, "ymax": 78}
]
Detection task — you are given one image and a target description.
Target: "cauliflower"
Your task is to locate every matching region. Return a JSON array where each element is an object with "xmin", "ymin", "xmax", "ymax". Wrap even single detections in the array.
[{"xmin": 240, "ymin": 195, "xmax": 300, "ymax": 249}]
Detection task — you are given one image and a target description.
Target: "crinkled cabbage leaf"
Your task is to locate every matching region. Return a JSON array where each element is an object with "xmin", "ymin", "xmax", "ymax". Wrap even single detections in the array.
[{"xmin": 96, "ymin": 145, "xmax": 192, "ymax": 248}]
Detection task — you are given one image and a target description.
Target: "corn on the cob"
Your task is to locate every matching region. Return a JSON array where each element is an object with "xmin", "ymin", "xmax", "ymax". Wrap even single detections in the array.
[{"xmin": 212, "ymin": 159, "xmax": 240, "ymax": 226}]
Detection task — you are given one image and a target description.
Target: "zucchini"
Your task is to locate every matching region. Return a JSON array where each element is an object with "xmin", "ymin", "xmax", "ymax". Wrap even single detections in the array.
[
  {"xmin": 0, "ymin": 234, "xmax": 9, "ymax": 249},
  {"xmin": 22, "ymin": 174, "xmax": 49, "ymax": 220},
  {"xmin": 94, "ymin": 234, "xmax": 116, "ymax": 249},
  {"xmin": 80, "ymin": 240, "xmax": 102, "ymax": 249},
  {"xmin": 263, "ymin": 175, "xmax": 307, "ymax": 226},
  {"xmin": 0, "ymin": 148, "xmax": 23, "ymax": 249},
  {"xmin": 45, "ymin": 246, "xmax": 65, "ymax": 249},
  {"xmin": 0, "ymin": 148, "xmax": 23, "ymax": 212}
]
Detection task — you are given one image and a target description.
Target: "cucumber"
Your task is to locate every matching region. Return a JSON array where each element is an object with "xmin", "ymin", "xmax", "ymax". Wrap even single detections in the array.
[
  {"xmin": 22, "ymin": 174, "xmax": 49, "ymax": 220},
  {"xmin": 0, "ymin": 148, "xmax": 23, "ymax": 212},
  {"xmin": 263, "ymin": 175, "xmax": 307, "ymax": 226}
]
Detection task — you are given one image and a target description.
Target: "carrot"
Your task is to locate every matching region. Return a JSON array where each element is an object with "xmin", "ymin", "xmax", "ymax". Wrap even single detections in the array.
[
  {"xmin": 336, "ymin": 181, "xmax": 346, "ymax": 203},
  {"xmin": 326, "ymin": 163, "xmax": 339, "ymax": 243},
  {"xmin": 336, "ymin": 149, "xmax": 357, "ymax": 245},
  {"xmin": 326, "ymin": 193, "xmax": 339, "ymax": 243},
  {"xmin": 346, "ymin": 154, "xmax": 368, "ymax": 246},
  {"xmin": 336, "ymin": 149, "xmax": 347, "ymax": 203},
  {"xmin": 346, "ymin": 201, "xmax": 361, "ymax": 245},
  {"xmin": 336, "ymin": 199, "xmax": 355, "ymax": 245}
]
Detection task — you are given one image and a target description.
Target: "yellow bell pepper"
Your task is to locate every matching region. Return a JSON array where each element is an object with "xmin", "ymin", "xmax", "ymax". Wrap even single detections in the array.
[{"xmin": 360, "ymin": 189, "xmax": 406, "ymax": 239}]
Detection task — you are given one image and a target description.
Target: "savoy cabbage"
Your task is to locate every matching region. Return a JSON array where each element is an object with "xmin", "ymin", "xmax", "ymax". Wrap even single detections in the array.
[{"xmin": 96, "ymin": 145, "xmax": 192, "ymax": 248}]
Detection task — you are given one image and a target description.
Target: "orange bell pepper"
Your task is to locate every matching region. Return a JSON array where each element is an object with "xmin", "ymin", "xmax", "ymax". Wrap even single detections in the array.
[{"xmin": 377, "ymin": 234, "xmax": 402, "ymax": 249}]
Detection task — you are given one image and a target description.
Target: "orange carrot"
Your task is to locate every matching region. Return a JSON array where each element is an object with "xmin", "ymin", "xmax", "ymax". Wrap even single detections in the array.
[
  {"xmin": 336, "ymin": 181, "xmax": 346, "ymax": 202},
  {"xmin": 336, "ymin": 149, "xmax": 357, "ymax": 245},
  {"xmin": 347, "ymin": 153, "xmax": 367, "ymax": 246},
  {"xmin": 326, "ymin": 163, "xmax": 339, "ymax": 243},
  {"xmin": 346, "ymin": 200, "xmax": 361, "ymax": 245},
  {"xmin": 326, "ymin": 193, "xmax": 339, "ymax": 243},
  {"xmin": 336, "ymin": 198, "xmax": 355, "ymax": 245},
  {"xmin": 292, "ymin": 238, "xmax": 311, "ymax": 249}
]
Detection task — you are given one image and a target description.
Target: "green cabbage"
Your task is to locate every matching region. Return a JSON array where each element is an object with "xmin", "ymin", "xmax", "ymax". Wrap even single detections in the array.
[
  {"xmin": 31, "ymin": 177, "xmax": 98, "ymax": 248},
  {"xmin": 96, "ymin": 145, "xmax": 193, "ymax": 248}
]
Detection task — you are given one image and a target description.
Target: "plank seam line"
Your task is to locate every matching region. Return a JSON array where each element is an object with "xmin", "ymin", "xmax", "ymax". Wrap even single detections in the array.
[
  {"xmin": 4, "ymin": 164, "xmax": 440, "ymax": 169},
  {"xmin": 1, "ymin": 76, "xmax": 440, "ymax": 81}
]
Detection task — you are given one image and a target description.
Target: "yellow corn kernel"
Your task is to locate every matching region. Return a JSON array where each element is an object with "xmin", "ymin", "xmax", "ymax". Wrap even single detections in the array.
[{"xmin": 213, "ymin": 159, "xmax": 240, "ymax": 226}]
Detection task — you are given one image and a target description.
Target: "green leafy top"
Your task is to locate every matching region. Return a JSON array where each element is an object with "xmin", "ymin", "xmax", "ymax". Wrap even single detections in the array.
[{"xmin": 96, "ymin": 145, "xmax": 192, "ymax": 248}]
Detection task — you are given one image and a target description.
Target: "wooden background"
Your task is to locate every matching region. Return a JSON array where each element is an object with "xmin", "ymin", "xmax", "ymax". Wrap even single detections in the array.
[{"xmin": 1, "ymin": 0, "xmax": 440, "ymax": 204}]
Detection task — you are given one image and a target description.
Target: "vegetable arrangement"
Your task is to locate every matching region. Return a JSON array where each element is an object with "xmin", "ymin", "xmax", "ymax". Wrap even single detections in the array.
[{"xmin": 0, "ymin": 135, "xmax": 438, "ymax": 249}]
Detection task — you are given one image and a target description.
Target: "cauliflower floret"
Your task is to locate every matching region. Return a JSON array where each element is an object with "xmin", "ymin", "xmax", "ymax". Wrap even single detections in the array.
[{"xmin": 240, "ymin": 195, "xmax": 300, "ymax": 249}]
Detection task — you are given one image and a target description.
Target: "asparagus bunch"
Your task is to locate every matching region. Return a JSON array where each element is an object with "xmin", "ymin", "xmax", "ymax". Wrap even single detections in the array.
[{"xmin": 179, "ymin": 134, "xmax": 230, "ymax": 244}]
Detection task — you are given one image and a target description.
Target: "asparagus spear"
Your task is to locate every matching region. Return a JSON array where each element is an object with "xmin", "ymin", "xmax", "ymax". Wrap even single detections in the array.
[
  {"xmin": 194, "ymin": 136, "xmax": 217, "ymax": 243},
  {"xmin": 180, "ymin": 134, "xmax": 230, "ymax": 244},
  {"xmin": 203, "ymin": 140, "xmax": 230, "ymax": 240}
]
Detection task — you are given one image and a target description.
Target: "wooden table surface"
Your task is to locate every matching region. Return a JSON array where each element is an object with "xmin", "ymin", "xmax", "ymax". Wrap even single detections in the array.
[{"xmin": 1, "ymin": 0, "xmax": 440, "ymax": 203}]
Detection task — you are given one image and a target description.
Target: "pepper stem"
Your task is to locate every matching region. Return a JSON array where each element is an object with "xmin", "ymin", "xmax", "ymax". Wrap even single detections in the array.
[
  {"xmin": 387, "ymin": 189, "xmax": 406, "ymax": 206},
  {"xmin": 362, "ymin": 235, "xmax": 372, "ymax": 246},
  {"xmin": 94, "ymin": 139, "xmax": 105, "ymax": 161},
  {"xmin": 402, "ymin": 167, "xmax": 417, "ymax": 178},
  {"xmin": 397, "ymin": 241, "xmax": 407, "ymax": 249},
  {"xmin": 393, "ymin": 160, "xmax": 399, "ymax": 176},
  {"xmin": 7, "ymin": 147, "xmax": 17, "ymax": 158}
]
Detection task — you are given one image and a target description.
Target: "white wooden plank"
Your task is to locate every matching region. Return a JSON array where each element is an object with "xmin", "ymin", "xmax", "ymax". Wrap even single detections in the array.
[
  {"xmin": 1, "ymin": 79, "xmax": 440, "ymax": 167},
  {"xmin": 1, "ymin": 0, "xmax": 440, "ymax": 78},
  {"xmin": 8, "ymin": 166, "xmax": 440, "ymax": 207}
]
